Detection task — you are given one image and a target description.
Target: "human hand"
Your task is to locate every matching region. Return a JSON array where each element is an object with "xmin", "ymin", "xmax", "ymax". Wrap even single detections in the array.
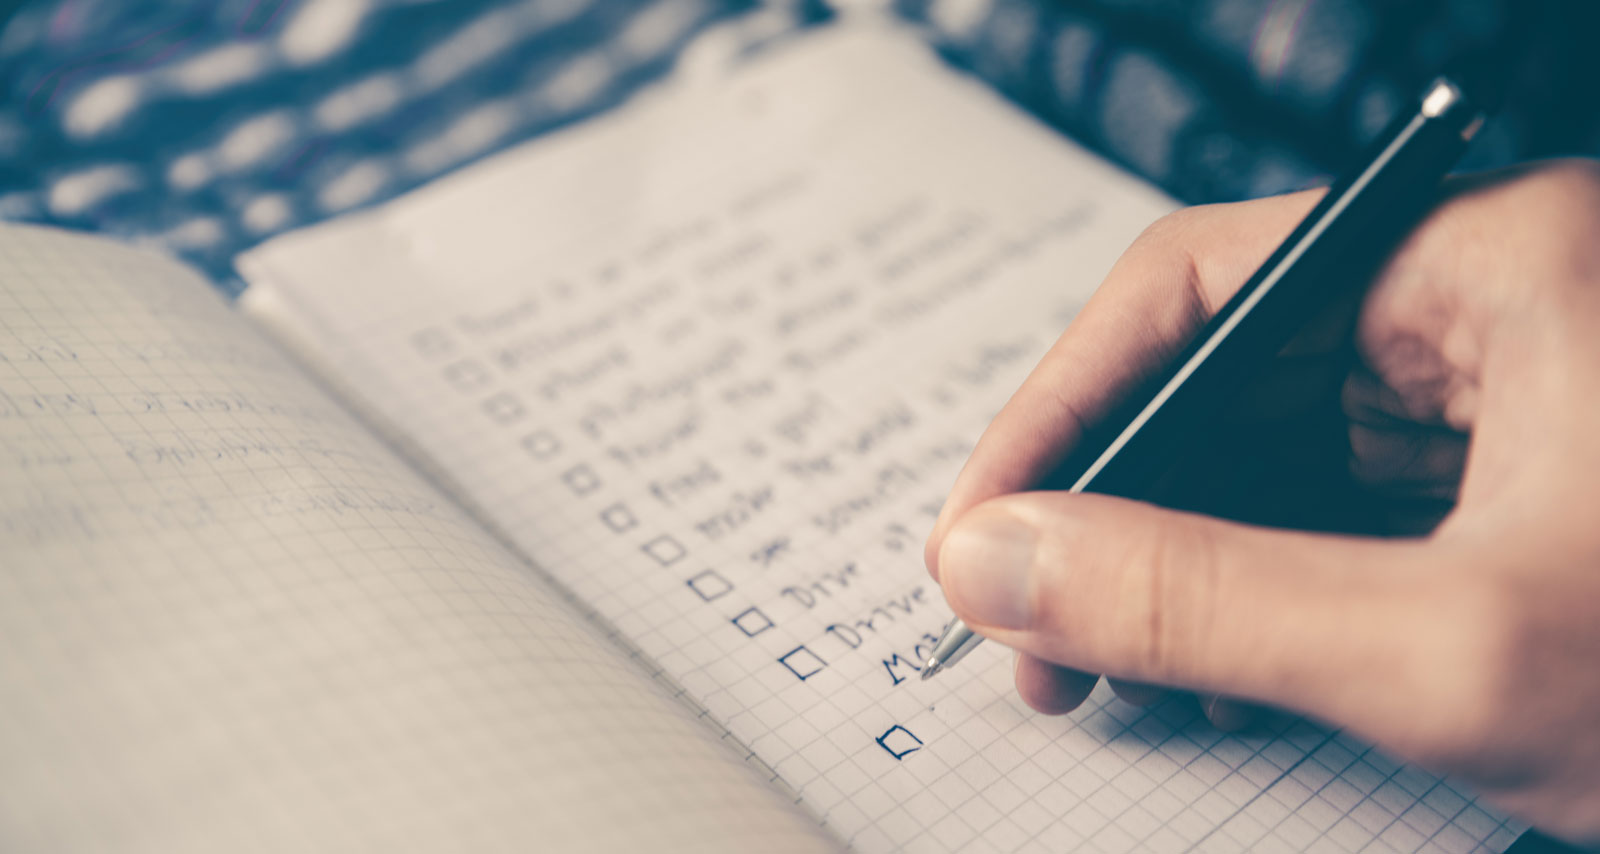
[{"xmin": 923, "ymin": 161, "xmax": 1600, "ymax": 841}]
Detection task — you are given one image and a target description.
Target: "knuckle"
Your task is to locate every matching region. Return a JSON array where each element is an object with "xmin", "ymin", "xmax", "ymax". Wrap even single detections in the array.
[
  {"xmin": 1112, "ymin": 513, "xmax": 1220, "ymax": 685},
  {"xmin": 1401, "ymin": 159, "xmax": 1600, "ymax": 336},
  {"xmin": 1502, "ymin": 160, "xmax": 1600, "ymax": 284},
  {"xmin": 1127, "ymin": 208, "xmax": 1211, "ymax": 277},
  {"xmin": 1135, "ymin": 206, "xmax": 1205, "ymax": 246},
  {"xmin": 1521, "ymin": 158, "xmax": 1600, "ymax": 201},
  {"xmin": 1120, "ymin": 213, "xmax": 1195, "ymax": 281},
  {"xmin": 1123, "ymin": 210, "xmax": 1213, "ymax": 325}
]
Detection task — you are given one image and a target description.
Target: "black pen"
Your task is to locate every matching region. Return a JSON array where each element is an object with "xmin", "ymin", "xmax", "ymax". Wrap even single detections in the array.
[{"xmin": 923, "ymin": 65, "xmax": 1500, "ymax": 681}]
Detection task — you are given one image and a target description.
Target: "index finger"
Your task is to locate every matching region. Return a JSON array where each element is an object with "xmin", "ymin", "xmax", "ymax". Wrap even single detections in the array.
[{"xmin": 924, "ymin": 189, "xmax": 1324, "ymax": 579}]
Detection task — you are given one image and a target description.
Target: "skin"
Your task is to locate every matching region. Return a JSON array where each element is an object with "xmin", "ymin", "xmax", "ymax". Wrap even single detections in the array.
[{"xmin": 923, "ymin": 160, "xmax": 1600, "ymax": 843}]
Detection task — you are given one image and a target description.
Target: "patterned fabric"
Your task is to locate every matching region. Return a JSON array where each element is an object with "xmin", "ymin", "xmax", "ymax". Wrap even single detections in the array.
[
  {"xmin": 0, "ymin": 0, "xmax": 829, "ymax": 292},
  {"xmin": 892, "ymin": 0, "xmax": 1600, "ymax": 203},
  {"xmin": 1, "ymin": 0, "xmax": 1596, "ymax": 294}
]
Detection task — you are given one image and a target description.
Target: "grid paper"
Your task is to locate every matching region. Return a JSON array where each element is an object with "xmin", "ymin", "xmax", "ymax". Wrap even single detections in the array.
[
  {"xmin": 238, "ymin": 23, "xmax": 1525, "ymax": 854},
  {"xmin": 0, "ymin": 224, "xmax": 838, "ymax": 854}
]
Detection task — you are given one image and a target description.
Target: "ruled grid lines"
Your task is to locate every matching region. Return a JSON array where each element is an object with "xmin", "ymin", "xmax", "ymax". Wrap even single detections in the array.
[{"xmin": 0, "ymin": 225, "xmax": 837, "ymax": 854}]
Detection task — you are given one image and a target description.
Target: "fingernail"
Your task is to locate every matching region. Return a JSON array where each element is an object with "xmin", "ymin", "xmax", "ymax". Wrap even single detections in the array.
[{"xmin": 940, "ymin": 510, "xmax": 1037, "ymax": 629}]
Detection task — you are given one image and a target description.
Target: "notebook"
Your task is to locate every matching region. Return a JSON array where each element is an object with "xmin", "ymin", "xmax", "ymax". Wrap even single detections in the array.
[{"xmin": 0, "ymin": 20, "xmax": 1524, "ymax": 854}]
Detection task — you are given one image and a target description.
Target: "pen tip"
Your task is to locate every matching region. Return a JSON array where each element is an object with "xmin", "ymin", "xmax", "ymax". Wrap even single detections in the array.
[{"xmin": 920, "ymin": 660, "xmax": 942, "ymax": 681}]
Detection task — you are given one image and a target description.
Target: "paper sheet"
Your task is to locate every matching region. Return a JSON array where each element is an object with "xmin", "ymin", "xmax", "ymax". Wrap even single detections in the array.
[
  {"xmin": 239, "ymin": 23, "xmax": 1521, "ymax": 854},
  {"xmin": 0, "ymin": 224, "xmax": 837, "ymax": 854}
]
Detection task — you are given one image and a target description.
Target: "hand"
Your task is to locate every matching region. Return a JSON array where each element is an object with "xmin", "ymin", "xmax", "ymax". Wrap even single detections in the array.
[{"xmin": 923, "ymin": 160, "xmax": 1600, "ymax": 842}]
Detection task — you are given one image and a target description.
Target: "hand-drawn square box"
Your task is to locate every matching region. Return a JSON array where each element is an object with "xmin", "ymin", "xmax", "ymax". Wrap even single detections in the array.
[
  {"xmin": 640, "ymin": 534, "xmax": 686, "ymax": 566},
  {"xmin": 561, "ymin": 464, "xmax": 602, "ymax": 496},
  {"xmin": 731, "ymin": 606, "xmax": 774, "ymax": 637},
  {"xmin": 778, "ymin": 645, "xmax": 827, "ymax": 681},
  {"xmin": 443, "ymin": 360, "xmax": 491, "ymax": 393},
  {"xmin": 876, "ymin": 725, "xmax": 923, "ymax": 760},
  {"xmin": 482, "ymin": 392, "xmax": 526, "ymax": 425},
  {"xmin": 520, "ymin": 430, "xmax": 561, "ymax": 460},
  {"xmin": 411, "ymin": 327, "xmax": 455, "ymax": 358},
  {"xmin": 600, "ymin": 503, "xmax": 638, "ymax": 533},
  {"xmin": 685, "ymin": 569, "xmax": 733, "ymax": 602}
]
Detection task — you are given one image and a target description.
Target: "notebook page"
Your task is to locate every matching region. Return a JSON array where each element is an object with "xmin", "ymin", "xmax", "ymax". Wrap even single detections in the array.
[
  {"xmin": 0, "ymin": 224, "xmax": 839, "ymax": 854},
  {"xmin": 238, "ymin": 24, "xmax": 1521, "ymax": 854}
]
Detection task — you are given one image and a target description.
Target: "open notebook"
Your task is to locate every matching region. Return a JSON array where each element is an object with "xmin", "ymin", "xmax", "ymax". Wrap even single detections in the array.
[{"xmin": 1, "ymin": 22, "xmax": 1524, "ymax": 854}]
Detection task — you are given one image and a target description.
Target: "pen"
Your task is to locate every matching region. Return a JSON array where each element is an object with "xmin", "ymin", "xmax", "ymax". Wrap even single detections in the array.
[{"xmin": 923, "ymin": 64, "xmax": 1500, "ymax": 681}]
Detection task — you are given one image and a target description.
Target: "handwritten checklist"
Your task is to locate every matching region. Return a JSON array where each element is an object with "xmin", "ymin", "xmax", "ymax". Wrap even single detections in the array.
[{"xmin": 239, "ymin": 26, "xmax": 1523, "ymax": 854}]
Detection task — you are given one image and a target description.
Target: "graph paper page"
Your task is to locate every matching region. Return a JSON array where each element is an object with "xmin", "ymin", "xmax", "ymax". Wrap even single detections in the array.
[
  {"xmin": 239, "ymin": 23, "xmax": 1522, "ymax": 854},
  {"xmin": 0, "ymin": 224, "xmax": 838, "ymax": 854}
]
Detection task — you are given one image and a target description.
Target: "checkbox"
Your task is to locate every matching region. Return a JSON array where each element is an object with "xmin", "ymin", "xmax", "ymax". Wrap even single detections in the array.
[
  {"xmin": 482, "ymin": 392, "xmax": 526, "ymax": 424},
  {"xmin": 778, "ymin": 645, "xmax": 827, "ymax": 681},
  {"xmin": 443, "ymin": 359, "xmax": 491, "ymax": 392},
  {"xmin": 562, "ymin": 464, "xmax": 601, "ymax": 496},
  {"xmin": 520, "ymin": 430, "xmax": 561, "ymax": 460},
  {"xmin": 641, "ymin": 534, "xmax": 686, "ymax": 566},
  {"xmin": 411, "ymin": 327, "xmax": 455, "ymax": 358},
  {"xmin": 731, "ymin": 606, "xmax": 773, "ymax": 637},
  {"xmin": 685, "ymin": 569, "xmax": 733, "ymax": 602},
  {"xmin": 876, "ymin": 725, "xmax": 923, "ymax": 760},
  {"xmin": 600, "ymin": 503, "xmax": 637, "ymax": 533}
]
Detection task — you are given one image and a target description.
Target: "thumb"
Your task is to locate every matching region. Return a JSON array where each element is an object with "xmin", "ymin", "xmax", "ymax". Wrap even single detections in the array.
[{"xmin": 936, "ymin": 492, "xmax": 1433, "ymax": 724}]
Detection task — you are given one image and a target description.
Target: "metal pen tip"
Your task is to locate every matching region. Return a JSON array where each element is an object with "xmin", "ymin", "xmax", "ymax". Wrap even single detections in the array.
[{"xmin": 920, "ymin": 659, "xmax": 942, "ymax": 681}]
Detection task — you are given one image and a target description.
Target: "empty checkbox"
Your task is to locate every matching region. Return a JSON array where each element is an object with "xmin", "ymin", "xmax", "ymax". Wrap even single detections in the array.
[
  {"xmin": 562, "ymin": 464, "xmax": 602, "ymax": 496},
  {"xmin": 411, "ymin": 327, "xmax": 455, "ymax": 358},
  {"xmin": 876, "ymin": 725, "xmax": 923, "ymax": 760},
  {"xmin": 641, "ymin": 534, "xmax": 686, "ymax": 566},
  {"xmin": 520, "ymin": 430, "xmax": 561, "ymax": 460},
  {"xmin": 443, "ymin": 360, "xmax": 491, "ymax": 392},
  {"xmin": 778, "ymin": 645, "xmax": 826, "ymax": 681},
  {"xmin": 600, "ymin": 503, "xmax": 638, "ymax": 533},
  {"xmin": 731, "ymin": 607, "xmax": 773, "ymax": 637},
  {"xmin": 482, "ymin": 393, "xmax": 526, "ymax": 424},
  {"xmin": 685, "ymin": 569, "xmax": 732, "ymax": 602}
]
